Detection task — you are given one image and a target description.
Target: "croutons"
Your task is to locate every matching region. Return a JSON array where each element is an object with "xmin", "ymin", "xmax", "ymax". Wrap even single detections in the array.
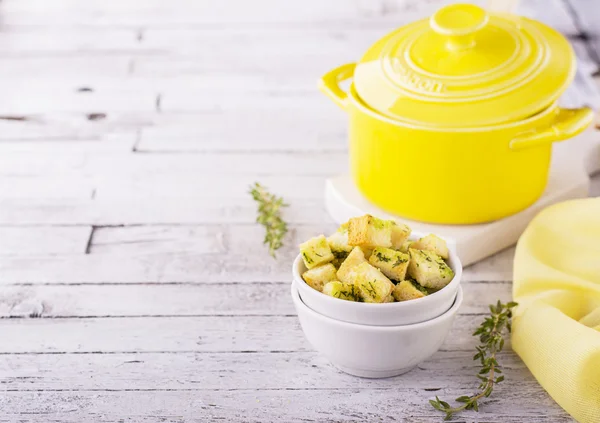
[
  {"xmin": 327, "ymin": 228, "xmax": 353, "ymax": 267},
  {"xmin": 336, "ymin": 247, "xmax": 367, "ymax": 284},
  {"xmin": 368, "ymin": 247, "xmax": 410, "ymax": 281},
  {"xmin": 383, "ymin": 294, "xmax": 395, "ymax": 303},
  {"xmin": 348, "ymin": 214, "xmax": 394, "ymax": 248},
  {"xmin": 393, "ymin": 279, "xmax": 428, "ymax": 301},
  {"xmin": 410, "ymin": 234, "xmax": 450, "ymax": 259},
  {"xmin": 408, "ymin": 248, "xmax": 455, "ymax": 290},
  {"xmin": 391, "ymin": 223, "xmax": 411, "ymax": 249},
  {"xmin": 299, "ymin": 235, "xmax": 334, "ymax": 269},
  {"xmin": 361, "ymin": 247, "xmax": 374, "ymax": 259},
  {"xmin": 302, "ymin": 263, "xmax": 337, "ymax": 292},
  {"xmin": 399, "ymin": 240, "xmax": 413, "ymax": 253},
  {"xmin": 352, "ymin": 262, "xmax": 394, "ymax": 303},
  {"xmin": 322, "ymin": 281, "xmax": 361, "ymax": 302}
]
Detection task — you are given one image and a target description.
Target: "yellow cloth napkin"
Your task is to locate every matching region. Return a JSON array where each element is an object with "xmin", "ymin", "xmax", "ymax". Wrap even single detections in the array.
[{"xmin": 512, "ymin": 197, "xmax": 600, "ymax": 423}]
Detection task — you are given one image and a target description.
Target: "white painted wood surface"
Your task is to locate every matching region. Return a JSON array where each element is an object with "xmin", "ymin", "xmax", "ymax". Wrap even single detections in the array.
[{"xmin": 0, "ymin": 0, "xmax": 598, "ymax": 421}]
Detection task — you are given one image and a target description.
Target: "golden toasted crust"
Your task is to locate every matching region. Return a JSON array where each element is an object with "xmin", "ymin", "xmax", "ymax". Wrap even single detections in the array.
[
  {"xmin": 407, "ymin": 248, "xmax": 454, "ymax": 290},
  {"xmin": 353, "ymin": 262, "xmax": 394, "ymax": 303},
  {"xmin": 368, "ymin": 247, "xmax": 410, "ymax": 281},
  {"xmin": 336, "ymin": 247, "xmax": 367, "ymax": 284},
  {"xmin": 391, "ymin": 223, "xmax": 412, "ymax": 249},
  {"xmin": 392, "ymin": 280, "xmax": 427, "ymax": 301},
  {"xmin": 302, "ymin": 263, "xmax": 337, "ymax": 292},
  {"xmin": 347, "ymin": 215, "xmax": 393, "ymax": 248},
  {"xmin": 299, "ymin": 235, "xmax": 334, "ymax": 269},
  {"xmin": 410, "ymin": 234, "xmax": 449, "ymax": 259},
  {"xmin": 322, "ymin": 281, "xmax": 361, "ymax": 302}
]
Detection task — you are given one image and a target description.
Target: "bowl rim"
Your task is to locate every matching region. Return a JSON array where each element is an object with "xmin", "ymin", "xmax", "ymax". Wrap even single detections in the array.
[
  {"xmin": 293, "ymin": 232, "xmax": 462, "ymax": 309},
  {"xmin": 291, "ymin": 281, "xmax": 463, "ymax": 332}
]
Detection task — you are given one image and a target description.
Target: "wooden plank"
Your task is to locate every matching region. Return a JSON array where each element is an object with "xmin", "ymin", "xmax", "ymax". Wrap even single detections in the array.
[
  {"xmin": 0, "ymin": 227, "xmax": 91, "ymax": 255},
  {"xmin": 0, "ymin": 0, "xmax": 434, "ymax": 28},
  {"xmin": 0, "ymin": 152, "xmax": 348, "ymax": 177},
  {"xmin": 0, "ymin": 314, "xmax": 494, "ymax": 354},
  {"xmin": 88, "ymin": 224, "xmax": 337, "ymax": 256},
  {"xmin": 0, "ymin": 390, "xmax": 573, "ymax": 423},
  {"xmin": 0, "ymin": 176, "xmax": 93, "ymax": 199},
  {"xmin": 137, "ymin": 111, "xmax": 347, "ymax": 154},
  {"xmin": 0, "ymin": 87, "xmax": 157, "ymax": 115},
  {"xmin": 0, "ymin": 198, "xmax": 330, "ymax": 226},
  {"xmin": 0, "ymin": 138, "xmax": 137, "ymax": 154},
  {"xmin": 0, "ymin": 350, "xmax": 535, "ymax": 390},
  {"xmin": 0, "ymin": 252, "xmax": 510, "ymax": 284},
  {"xmin": 0, "ymin": 0, "xmax": 578, "ymax": 36},
  {"xmin": 0, "ymin": 28, "xmax": 145, "ymax": 56},
  {"xmin": 0, "ymin": 114, "xmax": 143, "ymax": 141},
  {"xmin": 0, "ymin": 281, "xmax": 511, "ymax": 318},
  {"xmin": 89, "ymin": 225, "xmax": 227, "ymax": 255},
  {"xmin": 0, "ymin": 57, "xmax": 131, "ymax": 78},
  {"xmin": 93, "ymin": 175, "xmax": 333, "ymax": 200}
]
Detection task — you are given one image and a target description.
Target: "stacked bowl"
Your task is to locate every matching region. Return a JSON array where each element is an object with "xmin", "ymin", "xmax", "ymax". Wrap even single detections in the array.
[{"xmin": 291, "ymin": 234, "xmax": 463, "ymax": 378}]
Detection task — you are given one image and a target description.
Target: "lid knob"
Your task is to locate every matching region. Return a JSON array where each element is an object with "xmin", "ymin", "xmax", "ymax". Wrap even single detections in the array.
[{"xmin": 430, "ymin": 4, "xmax": 489, "ymax": 50}]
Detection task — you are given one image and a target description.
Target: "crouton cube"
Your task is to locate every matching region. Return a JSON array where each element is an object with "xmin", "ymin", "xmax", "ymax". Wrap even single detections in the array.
[
  {"xmin": 302, "ymin": 263, "xmax": 337, "ymax": 292},
  {"xmin": 392, "ymin": 279, "xmax": 428, "ymax": 301},
  {"xmin": 407, "ymin": 248, "xmax": 455, "ymax": 290},
  {"xmin": 353, "ymin": 262, "xmax": 394, "ymax": 303},
  {"xmin": 336, "ymin": 247, "xmax": 367, "ymax": 284},
  {"xmin": 383, "ymin": 294, "xmax": 395, "ymax": 303},
  {"xmin": 327, "ymin": 229, "xmax": 353, "ymax": 267},
  {"xmin": 347, "ymin": 214, "xmax": 394, "ymax": 248},
  {"xmin": 399, "ymin": 240, "xmax": 413, "ymax": 253},
  {"xmin": 391, "ymin": 223, "xmax": 412, "ymax": 249},
  {"xmin": 368, "ymin": 247, "xmax": 410, "ymax": 281},
  {"xmin": 361, "ymin": 247, "xmax": 374, "ymax": 259},
  {"xmin": 322, "ymin": 281, "xmax": 361, "ymax": 302},
  {"xmin": 410, "ymin": 234, "xmax": 450, "ymax": 259},
  {"xmin": 299, "ymin": 235, "xmax": 334, "ymax": 269}
]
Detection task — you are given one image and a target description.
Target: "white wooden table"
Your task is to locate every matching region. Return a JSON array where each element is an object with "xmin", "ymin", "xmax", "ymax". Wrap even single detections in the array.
[{"xmin": 0, "ymin": 1, "xmax": 598, "ymax": 422}]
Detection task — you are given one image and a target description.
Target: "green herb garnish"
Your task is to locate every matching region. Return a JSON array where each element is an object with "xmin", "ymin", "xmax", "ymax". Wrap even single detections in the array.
[
  {"xmin": 430, "ymin": 300, "xmax": 518, "ymax": 420},
  {"xmin": 249, "ymin": 182, "xmax": 288, "ymax": 258},
  {"xmin": 374, "ymin": 251, "xmax": 391, "ymax": 262}
]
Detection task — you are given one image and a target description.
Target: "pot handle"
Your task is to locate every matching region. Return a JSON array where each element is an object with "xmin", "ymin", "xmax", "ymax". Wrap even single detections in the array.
[
  {"xmin": 318, "ymin": 63, "xmax": 356, "ymax": 111},
  {"xmin": 509, "ymin": 107, "xmax": 594, "ymax": 152}
]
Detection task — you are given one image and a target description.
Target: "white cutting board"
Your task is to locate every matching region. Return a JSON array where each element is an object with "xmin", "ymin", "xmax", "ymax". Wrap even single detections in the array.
[{"xmin": 325, "ymin": 129, "xmax": 600, "ymax": 266}]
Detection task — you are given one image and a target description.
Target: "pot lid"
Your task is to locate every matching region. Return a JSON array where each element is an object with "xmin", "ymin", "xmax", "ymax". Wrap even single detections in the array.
[{"xmin": 353, "ymin": 3, "xmax": 576, "ymax": 127}]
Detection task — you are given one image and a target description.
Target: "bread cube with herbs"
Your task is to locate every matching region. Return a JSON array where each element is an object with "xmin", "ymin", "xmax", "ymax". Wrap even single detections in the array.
[
  {"xmin": 368, "ymin": 247, "xmax": 409, "ymax": 281},
  {"xmin": 302, "ymin": 263, "xmax": 337, "ymax": 292},
  {"xmin": 407, "ymin": 248, "xmax": 454, "ymax": 290},
  {"xmin": 299, "ymin": 234, "xmax": 334, "ymax": 269},
  {"xmin": 393, "ymin": 279, "xmax": 429, "ymax": 301},
  {"xmin": 326, "ymin": 224, "xmax": 353, "ymax": 267},
  {"xmin": 336, "ymin": 246, "xmax": 367, "ymax": 284},
  {"xmin": 322, "ymin": 281, "xmax": 361, "ymax": 302},
  {"xmin": 298, "ymin": 215, "xmax": 454, "ymax": 303},
  {"xmin": 352, "ymin": 262, "xmax": 394, "ymax": 303}
]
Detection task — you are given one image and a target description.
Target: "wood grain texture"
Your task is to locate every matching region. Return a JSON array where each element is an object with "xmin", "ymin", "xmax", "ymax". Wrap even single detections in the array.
[
  {"xmin": 0, "ymin": 227, "xmax": 91, "ymax": 255},
  {"xmin": 0, "ymin": 281, "xmax": 511, "ymax": 318},
  {"xmin": 0, "ymin": 314, "xmax": 492, "ymax": 354},
  {"xmin": 0, "ymin": 390, "xmax": 576, "ymax": 423}
]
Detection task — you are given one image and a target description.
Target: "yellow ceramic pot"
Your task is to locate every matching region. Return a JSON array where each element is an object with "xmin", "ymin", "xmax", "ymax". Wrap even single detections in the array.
[{"xmin": 320, "ymin": 4, "xmax": 593, "ymax": 224}]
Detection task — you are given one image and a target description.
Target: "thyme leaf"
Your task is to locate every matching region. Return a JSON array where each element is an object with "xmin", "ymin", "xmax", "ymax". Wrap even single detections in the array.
[
  {"xmin": 429, "ymin": 300, "xmax": 518, "ymax": 420},
  {"xmin": 249, "ymin": 182, "xmax": 288, "ymax": 258}
]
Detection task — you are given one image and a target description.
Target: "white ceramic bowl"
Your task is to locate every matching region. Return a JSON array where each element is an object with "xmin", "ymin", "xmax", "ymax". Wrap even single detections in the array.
[
  {"xmin": 292, "ymin": 281, "xmax": 463, "ymax": 378},
  {"xmin": 293, "ymin": 236, "xmax": 462, "ymax": 326}
]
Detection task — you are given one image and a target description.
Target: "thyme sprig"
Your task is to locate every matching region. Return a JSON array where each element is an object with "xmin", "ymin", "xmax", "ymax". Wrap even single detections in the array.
[
  {"xmin": 249, "ymin": 182, "xmax": 288, "ymax": 257},
  {"xmin": 430, "ymin": 300, "xmax": 518, "ymax": 421}
]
